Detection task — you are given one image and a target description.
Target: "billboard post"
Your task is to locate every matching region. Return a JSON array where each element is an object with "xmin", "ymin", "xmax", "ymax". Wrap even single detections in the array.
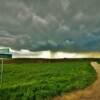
[
  {"xmin": 1, "ymin": 59, "xmax": 3, "ymax": 85},
  {"xmin": 0, "ymin": 47, "xmax": 12, "ymax": 88}
]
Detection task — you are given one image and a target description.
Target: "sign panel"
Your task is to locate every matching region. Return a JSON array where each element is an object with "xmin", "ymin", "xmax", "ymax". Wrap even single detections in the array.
[
  {"xmin": 0, "ymin": 48, "xmax": 9, "ymax": 54},
  {"xmin": 0, "ymin": 47, "xmax": 12, "ymax": 58},
  {"xmin": 0, "ymin": 54, "xmax": 12, "ymax": 58}
]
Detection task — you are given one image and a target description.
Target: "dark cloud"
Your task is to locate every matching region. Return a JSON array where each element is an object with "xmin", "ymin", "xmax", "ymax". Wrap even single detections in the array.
[{"xmin": 0, "ymin": 0, "xmax": 100, "ymax": 51}]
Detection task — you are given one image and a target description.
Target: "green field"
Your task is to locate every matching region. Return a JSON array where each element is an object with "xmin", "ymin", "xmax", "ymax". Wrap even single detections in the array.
[{"xmin": 0, "ymin": 59, "xmax": 96, "ymax": 100}]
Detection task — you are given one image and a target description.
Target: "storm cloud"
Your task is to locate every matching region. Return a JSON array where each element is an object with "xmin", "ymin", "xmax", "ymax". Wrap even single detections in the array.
[{"xmin": 0, "ymin": 0, "xmax": 100, "ymax": 51}]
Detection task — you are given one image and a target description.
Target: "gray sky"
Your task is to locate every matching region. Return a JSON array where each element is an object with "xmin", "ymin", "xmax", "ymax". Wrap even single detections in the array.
[{"xmin": 0, "ymin": 0, "xmax": 100, "ymax": 51}]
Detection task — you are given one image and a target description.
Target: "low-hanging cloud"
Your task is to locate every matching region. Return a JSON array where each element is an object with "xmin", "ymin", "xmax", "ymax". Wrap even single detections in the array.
[{"xmin": 0, "ymin": 0, "xmax": 100, "ymax": 51}]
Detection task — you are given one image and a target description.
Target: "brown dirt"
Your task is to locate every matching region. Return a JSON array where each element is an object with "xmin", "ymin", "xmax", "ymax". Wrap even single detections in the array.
[{"xmin": 53, "ymin": 62, "xmax": 100, "ymax": 100}]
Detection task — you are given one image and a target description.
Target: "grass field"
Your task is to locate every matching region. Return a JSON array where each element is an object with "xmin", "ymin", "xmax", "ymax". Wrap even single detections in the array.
[{"xmin": 0, "ymin": 59, "xmax": 96, "ymax": 100}]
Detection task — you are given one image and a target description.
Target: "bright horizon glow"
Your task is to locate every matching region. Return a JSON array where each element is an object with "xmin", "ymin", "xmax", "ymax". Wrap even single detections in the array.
[{"xmin": 10, "ymin": 49, "xmax": 100, "ymax": 58}]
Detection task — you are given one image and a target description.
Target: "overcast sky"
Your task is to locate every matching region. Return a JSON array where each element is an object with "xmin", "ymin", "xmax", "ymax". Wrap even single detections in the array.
[{"xmin": 0, "ymin": 0, "xmax": 100, "ymax": 51}]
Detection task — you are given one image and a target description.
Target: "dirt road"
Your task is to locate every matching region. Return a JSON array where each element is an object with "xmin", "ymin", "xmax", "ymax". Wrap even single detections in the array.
[{"xmin": 54, "ymin": 62, "xmax": 100, "ymax": 100}]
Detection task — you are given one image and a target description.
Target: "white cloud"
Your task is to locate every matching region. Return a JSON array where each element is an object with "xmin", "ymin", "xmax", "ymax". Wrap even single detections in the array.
[
  {"xmin": 37, "ymin": 41, "xmax": 47, "ymax": 46},
  {"xmin": 47, "ymin": 40, "xmax": 57, "ymax": 47},
  {"xmin": 46, "ymin": 15, "xmax": 58, "ymax": 23},
  {"xmin": 32, "ymin": 14, "xmax": 48, "ymax": 25},
  {"xmin": 64, "ymin": 40, "xmax": 74, "ymax": 45},
  {"xmin": 79, "ymin": 24, "xmax": 85, "ymax": 30},
  {"xmin": 74, "ymin": 12, "xmax": 85, "ymax": 21},
  {"xmin": 61, "ymin": 0, "xmax": 70, "ymax": 10},
  {"xmin": 57, "ymin": 25, "xmax": 70, "ymax": 32}
]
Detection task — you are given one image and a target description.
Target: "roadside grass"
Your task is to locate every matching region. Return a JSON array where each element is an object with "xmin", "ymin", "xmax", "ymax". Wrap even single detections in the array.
[{"xmin": 0, "ymin": 59, "xmax": 96, "ymax": 100}]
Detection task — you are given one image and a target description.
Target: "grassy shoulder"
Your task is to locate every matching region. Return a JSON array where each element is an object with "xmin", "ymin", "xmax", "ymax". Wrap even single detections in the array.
[{"xmin": 0, "ymin": 59, "xmax": 96, "ymax": 100}]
